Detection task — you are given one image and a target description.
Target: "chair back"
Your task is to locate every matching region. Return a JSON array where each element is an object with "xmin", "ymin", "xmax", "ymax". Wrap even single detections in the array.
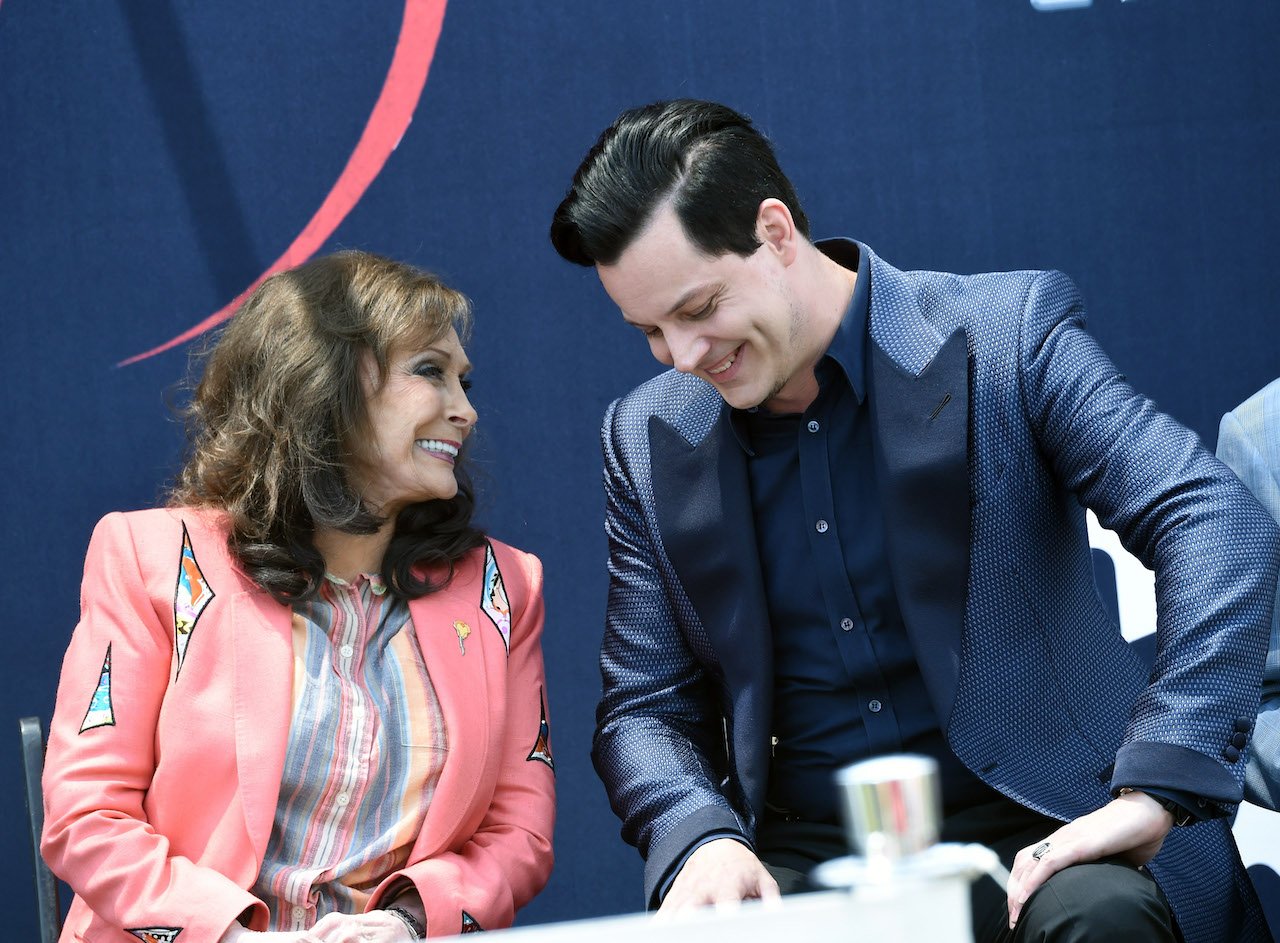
[{"xmin": 20, "ymin": 716, "xmax": 62, "ymax": 943}]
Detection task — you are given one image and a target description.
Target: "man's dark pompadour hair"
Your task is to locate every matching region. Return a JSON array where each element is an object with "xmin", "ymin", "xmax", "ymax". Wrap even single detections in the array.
[{"xmin": 549, "ymin": 99, "xmax": 809, "ymax": 267}]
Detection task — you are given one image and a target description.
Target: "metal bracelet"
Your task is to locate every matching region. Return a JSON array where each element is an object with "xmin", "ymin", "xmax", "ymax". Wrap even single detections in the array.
[{"xmin": 386, "ymin": 905, "xmax": 426, "ymax": 940}]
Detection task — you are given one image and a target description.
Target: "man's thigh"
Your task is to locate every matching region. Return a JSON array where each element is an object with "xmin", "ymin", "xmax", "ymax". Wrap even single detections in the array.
[
  {"xmin": 755, "ymin": 810, "xmax": 1178, "ymax": 942},
  {"xmin": 972, "ymin": 859, "xmax": 1177, "ymax": 943}
]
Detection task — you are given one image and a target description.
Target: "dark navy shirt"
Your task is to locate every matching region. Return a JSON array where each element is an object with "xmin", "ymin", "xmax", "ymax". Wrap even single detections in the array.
[{"xmin": 734, "ymin": 239, "xmax": 1000, "ymax": 824}]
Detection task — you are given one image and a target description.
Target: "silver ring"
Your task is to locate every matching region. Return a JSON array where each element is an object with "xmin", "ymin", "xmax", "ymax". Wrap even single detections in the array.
[{"xmin": 1031, "ymin": 841, "xmax": 1052, "ymax": 861}]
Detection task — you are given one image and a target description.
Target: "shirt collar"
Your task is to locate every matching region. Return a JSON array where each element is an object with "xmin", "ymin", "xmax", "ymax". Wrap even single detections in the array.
[
  {"xmin": 323, "ymin": 571, "xmax": 388, "ymax": 596},
  {"xmin": 814, "ymin": 238, "xmax": 870, "ymax": 405},
  {"xmin": 728, "ymin": 238, "xmax": 869, "ymax": 454}
]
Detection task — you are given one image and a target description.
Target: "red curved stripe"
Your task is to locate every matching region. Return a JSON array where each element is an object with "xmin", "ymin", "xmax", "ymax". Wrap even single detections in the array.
[{"xmin": 120, "ymin": 0, "xmax": 448, "ymax": 366}]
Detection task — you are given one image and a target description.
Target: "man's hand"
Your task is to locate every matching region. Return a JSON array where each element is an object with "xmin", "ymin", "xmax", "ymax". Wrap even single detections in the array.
[
  {"xmin": 656, "ymin": 838, "xmax": 780, "ymax": 918},
  {"xmin": 1006, "ymin": 790, "xmax": 1174, "ymax": 929}
]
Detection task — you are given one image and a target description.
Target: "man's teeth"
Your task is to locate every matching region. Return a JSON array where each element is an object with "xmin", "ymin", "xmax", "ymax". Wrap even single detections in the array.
[
  {"xmin": 708, "ymin": 353, "xmax": 736, "ymax": 375},
  {"xmin": 416, "ymin": 439, "xmax": 459, "ymax": 457}
]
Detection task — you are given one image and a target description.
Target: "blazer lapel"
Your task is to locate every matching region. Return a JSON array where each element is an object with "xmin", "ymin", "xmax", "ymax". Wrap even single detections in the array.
[
  {"xmin": 232, "ymin": 589, "xmax": 295, "ymax": 865},
  {"xmin": 407, "ymin": 571, "xmax": 490, "ymax": 855},
  {"xmin": 870, "ymin": 327, "xmax": 971, "ymax": 726},
  {"xmin": 649, "ymin": 411, "xmax": 772, "ymax": 818}
]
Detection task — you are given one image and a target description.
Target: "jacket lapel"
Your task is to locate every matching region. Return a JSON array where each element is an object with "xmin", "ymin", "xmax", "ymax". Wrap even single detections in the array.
[
  {"xmin": 407, "ymin": 568, "xmax": 490, "ymax": 855},
  {"xmin": 649, "ymin": 411, "xmax": 772, "ymax": 819},
  {"xmin": 870, "ymin": 327, "xmax": 971, "ymax": 725},
  {"xmin": 232, "ymin": 589, "xmax": 295, "ymax": 865}
]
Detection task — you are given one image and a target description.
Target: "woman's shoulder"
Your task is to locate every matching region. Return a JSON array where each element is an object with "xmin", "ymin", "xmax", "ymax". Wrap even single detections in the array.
[
  {"xmin": 478, "ymin": 535, "xmax": 541, "ymax": 579},
  {"xmin": 87, "ymin": 506, "xmax": 237, "ymax": 580},
  {"xmin": 450, "ymin": 535, "xmax": 543, "ymax": 605},
  {"xmin": 93, "ymin": 505, "xmax": 231, "ymax": 542}
]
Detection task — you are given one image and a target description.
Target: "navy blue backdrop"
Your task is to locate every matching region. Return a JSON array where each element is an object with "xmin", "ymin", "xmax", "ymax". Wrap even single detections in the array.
[{"xmin": 2, "ymin": 2, "xmax": 1277, "ymax": 938}]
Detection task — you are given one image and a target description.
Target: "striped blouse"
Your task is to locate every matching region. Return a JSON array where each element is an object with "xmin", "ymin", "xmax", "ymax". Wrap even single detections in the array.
[{"xmin": 252, "ymin": 572, "xmax": 446, "ymax": 931}]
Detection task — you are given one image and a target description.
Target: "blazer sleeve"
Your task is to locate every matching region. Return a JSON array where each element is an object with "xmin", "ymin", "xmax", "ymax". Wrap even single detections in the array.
[
  {"xmin": 370, "ymin": 547, "xmax": 555, "ymax": 935},
  {"xmin": 1217, "ymin": 388, "xmax": 1280, "ymax": 810},
  {"xmin": 1018, "ymin": 272, "xmax": 1280, "ymax": 807},
  {"xmin": 41, "ymin": 512, "xmax": 267, "ymax": 941},
  {"xmin": 591, "ymin": 397, "xmax": 748, "ymax": 907}
]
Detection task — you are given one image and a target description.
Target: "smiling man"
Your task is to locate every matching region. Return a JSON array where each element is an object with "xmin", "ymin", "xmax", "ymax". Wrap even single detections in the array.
[{"xmin": 550, "ymin": 100, "xmax": 1279, "ymax": 943}]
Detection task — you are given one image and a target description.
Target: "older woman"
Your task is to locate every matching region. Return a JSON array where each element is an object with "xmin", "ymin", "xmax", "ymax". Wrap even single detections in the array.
[{"xmin": 42, "ymin": 252, "xmax": 555, "ymax": 942}]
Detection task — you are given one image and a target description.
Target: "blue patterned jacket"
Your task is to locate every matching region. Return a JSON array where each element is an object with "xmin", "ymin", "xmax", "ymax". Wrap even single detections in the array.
[
  {"xmin": 1219, "ymin": 376, "xmax": 1280, "ymax": 811},
  {"xmin": 593, "ymin": 246, "xmax": 1280, "ymax": 942}
]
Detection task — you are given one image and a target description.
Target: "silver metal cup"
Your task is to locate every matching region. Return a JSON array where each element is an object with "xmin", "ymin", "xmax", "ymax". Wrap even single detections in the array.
[{"xmin": 835, "ymin": 754, "xmax": 941, "ymax": 864}]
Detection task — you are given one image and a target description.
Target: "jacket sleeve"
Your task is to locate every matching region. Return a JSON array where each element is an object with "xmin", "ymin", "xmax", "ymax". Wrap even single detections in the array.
[
  {"xmin": 1216, "ymin": 389, "xmax": 1280, "ymax": 810},
  {"xmin": 41, "ymin": 512, "xmax": 266, "ymax": 942},
  {"xmin": 591, "ymin": 398, "xmax": 748, "ymax": 907},
  {"xmin": 370, "ymin": 547, "xmax": 555, "ymax": 936},
  {"xmin": 1018, "ymin": 272, "xmax": 1280, "ymax": 807}
]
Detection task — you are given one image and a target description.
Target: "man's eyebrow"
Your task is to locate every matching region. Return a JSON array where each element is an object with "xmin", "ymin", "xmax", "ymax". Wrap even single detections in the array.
[
  {"xmin": 666, "ymin": 284, "xmax": 716, "ymax": 317},
  {"xmin": 620, "ymin": 284, "xmax": 718, "ymax": 329}
]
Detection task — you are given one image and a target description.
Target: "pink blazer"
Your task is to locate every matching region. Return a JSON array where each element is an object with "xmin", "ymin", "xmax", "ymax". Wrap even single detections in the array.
[{"xmin": 42, "ymin": 508, "xmax": 555, "ymax": 942}]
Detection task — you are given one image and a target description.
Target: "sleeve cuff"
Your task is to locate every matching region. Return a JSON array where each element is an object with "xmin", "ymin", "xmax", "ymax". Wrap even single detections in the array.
[{"xmin": 1111, "ymin": 741, "xmax": 1242, "ymax": 808}]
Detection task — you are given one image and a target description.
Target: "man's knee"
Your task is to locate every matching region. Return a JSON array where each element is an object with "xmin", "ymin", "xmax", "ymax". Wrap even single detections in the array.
[{"xmin": 1018, "ymin": 861, "xmax": 1176, "ymax": 942}]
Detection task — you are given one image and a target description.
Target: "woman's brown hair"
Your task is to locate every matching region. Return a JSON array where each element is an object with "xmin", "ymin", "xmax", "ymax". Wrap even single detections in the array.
[{"xmin": 170, "ymin": 250, "xmax": 485, "ymax": 602}]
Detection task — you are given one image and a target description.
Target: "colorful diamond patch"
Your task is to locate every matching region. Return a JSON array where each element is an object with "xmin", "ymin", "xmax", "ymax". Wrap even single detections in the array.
[
  {"xmin": 173, "ymin": 522, "xmax": 214, "ymax": 676},
  {"xmin": 480, "ymin": 543, "xmax": 510, "ymax": 654},
  {"xmin": 526, "ymin": 687, "xmax": 553, "ymax": 771},
  {"xmin": 79, "ymin": 643, "xmax": 115, "ymax": 733},
  {"xmin": 127, "ymin": 928, "xmax": 183, "ymax": 943}
]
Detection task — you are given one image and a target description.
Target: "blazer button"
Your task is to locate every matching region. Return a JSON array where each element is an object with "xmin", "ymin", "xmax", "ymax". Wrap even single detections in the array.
[
  {"xmin": 1235, "ymin": 717, "xmax": 1253, "ymax": 733},
  {"xmin": 1232, "ymin": 732, "xmax": 1248, "ymax": 748},
  {"xmin": 1223, "ymin": 745, "xmax": 1241, "ymax": 763}
]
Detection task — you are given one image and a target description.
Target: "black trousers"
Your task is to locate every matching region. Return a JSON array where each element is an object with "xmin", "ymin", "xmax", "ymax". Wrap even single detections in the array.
[{"xmin": 755, "ymin": 800, "xmax": 1178, "ymax": 943}]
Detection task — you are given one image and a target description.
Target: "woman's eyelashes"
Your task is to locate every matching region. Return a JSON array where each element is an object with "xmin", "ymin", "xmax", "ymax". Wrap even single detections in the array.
[
  {"xmin": 414, "ymin": 360, "xmax": 472, "ymax": 391},
  {"xmin": 413, "ymin": 360, "xmax": 443, "ymax": 381}
]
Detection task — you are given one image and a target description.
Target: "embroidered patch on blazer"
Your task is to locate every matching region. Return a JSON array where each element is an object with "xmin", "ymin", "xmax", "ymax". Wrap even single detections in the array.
[
  {"xmin": 79, "ymin": 643, "xmax": 115, "ymax": 733},
  {"xmin": 127, "ymin": 928, "xmax": 183, "ymax": 943},
  {"xmin": 454, "ymin": 620, "xmax": 471, "ymax": 655},
  {"xmin": 460, "ymin": 911, "xmax": 484, "ymax": 933},
  {"xmin": 526, "ymin": 687, "xmax": 554, "ymax": 771},
  {"xmin": 479, "ymin": 542, "xmax": 510, "ymax": 653},
  {"xmin": 173, "ymin": 522, "xmax": 214, "ymax": 677}
]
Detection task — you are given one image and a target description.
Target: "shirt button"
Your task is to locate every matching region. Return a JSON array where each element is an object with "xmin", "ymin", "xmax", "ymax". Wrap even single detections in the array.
[
  {"xmin": 336, "ymin": 792, "xmax": 351, "ymax": 806},
  {"xmin": 807, "ymin": 420, "xmax": 820, "ymax": 433},
  {"xmin": 868, "ymin": 699, "xmax": 883, "ymax": 713},
  {"xmin": 815, "ymin": 519, "xmax": 829, "ymax": 533},
  {"xmin": 293, "ymin": 906, "xmax": 306, "ymax": 920},
  {"xmin": 840, "ymin": 617, "xmax": 854, "ymax": 632},
  {"xmin": 340, "ymin": 644, "xmax": 355, "ymax": 659}
]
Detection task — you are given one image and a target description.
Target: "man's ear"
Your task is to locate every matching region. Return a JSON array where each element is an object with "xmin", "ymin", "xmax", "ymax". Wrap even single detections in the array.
[{"xmin": 755, "ymin": 198, "xmax": 799, "ymax": 265}]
